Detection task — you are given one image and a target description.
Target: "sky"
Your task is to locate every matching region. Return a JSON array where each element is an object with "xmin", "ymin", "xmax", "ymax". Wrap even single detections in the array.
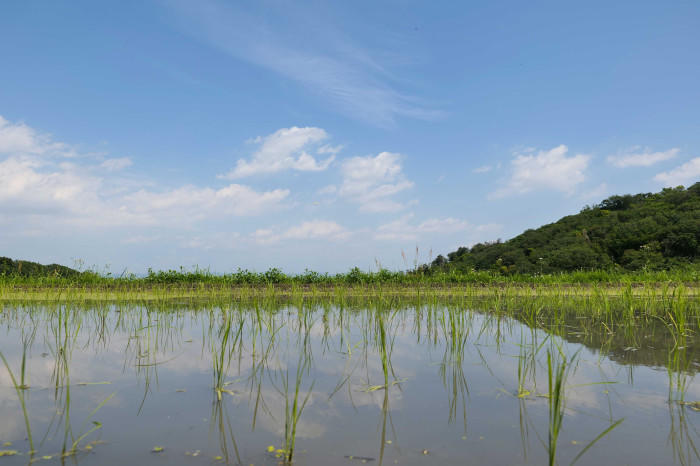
[{"xmin": 1, "ymin": 0, "xmax": 699, "ymax": 274}]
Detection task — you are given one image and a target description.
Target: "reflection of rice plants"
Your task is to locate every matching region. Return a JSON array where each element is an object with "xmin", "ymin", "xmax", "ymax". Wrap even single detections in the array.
[
  {"xmin": 546, "ymin": 347, "xmax": 567, "ymax": 466},
  {"xmin": 438, "ymin": 308, "xmax": 470, "ymax": 428},
  {"xmin": 545, "ymin": 345, "xmax": 623, "ymax": 466},
  {"xmin": 1, "ymin": 314, "xmax": 113, "ymax": 460},
  {"xmin": 669, "ymin": 398, "xmax": 700, "ymax": 466},
  {"xmin": 280, "ymin": 354, "xmax": 315, "ymax": 463},
  {"xmin": 212, "ymin": 310, "xmax": 243, "ymax": 400},
  {"xmin": 211, "ymin": 395, "xmax": 242, "ymax": 465},
  {"xmin": 0, "ymin": 343, "xmax": 33, "ymax": 453}
]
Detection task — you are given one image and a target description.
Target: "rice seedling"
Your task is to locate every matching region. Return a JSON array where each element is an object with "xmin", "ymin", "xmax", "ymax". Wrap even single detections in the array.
[{"xmin": 545, "ymin": 346, "xmax": 568, "ymax": 466}]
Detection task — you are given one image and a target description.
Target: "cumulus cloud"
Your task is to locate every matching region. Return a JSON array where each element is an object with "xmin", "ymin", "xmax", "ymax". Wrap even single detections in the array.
[
  {"xmin": 0, "ymin": 153, "xmax": 289, "ymax": 227},
  {"xmin": 0, "ymin": 115, "xmax": 290, "ymax": 230},
  {"xmin": 491, "ymin": 145, "xmax": 590, "ymax": 198},
  {"xmin": 219, "ymin": 126, "xmax": 335, "ymax": 179},
  {"xmin": 253, "ymin": 220, "xmax": 349, "ymax": 244},
  {"xmin": 0, "ymin": 155, "xmax": 104, "ymax": 217},
  {"xmin": 339, "ymin": 152, "xmax": 413, "ymax": 212},
  {"xmin": 654, "ymin": 157, "xmax": 700, "ymax": 187},
  {"xmin": 0, "ymin": 115, "xmax": 53, "ymax": 154},
  {"xmin": 607, "ymin": 147, "xmax": 679, "ymax": 168}
]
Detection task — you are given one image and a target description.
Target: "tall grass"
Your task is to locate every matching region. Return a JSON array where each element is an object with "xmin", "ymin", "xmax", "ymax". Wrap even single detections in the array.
[{"xmin": 1, "ymin": 263, "xmax": 699, "ymax": 302}]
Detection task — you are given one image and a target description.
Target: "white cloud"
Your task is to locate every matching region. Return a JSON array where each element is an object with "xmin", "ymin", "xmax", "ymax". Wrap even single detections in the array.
[
  {"xmin": 101, "ymin": 157, "xmax": 133, "ymax": 171},
  {"xmin": 472, "ymin": 165, "xmax": 492, "ymax": 173},
  {"xmin": 375, "ymin": 214, "xmax": 470, "ymax": 241},
  {"xmin": 607, "ymin": 147, "xmax": 678, "ymax": 168},
  {"xmin": 0, "ymin": 154, "xmax": 289, "ymax": 228},
  {"xmin": 0, "ymin": 155, "xmax": 104, "ymax": 216},
  {"xmin": 253, "ymin": 220, "xmax": 349, "ymax": 244},
  {"xmin": 491, "ymin": 145, "xmax": 590, "ymax": 198},
  {"xmin": 122, "ymin": 184, "xmax": 289, "ymax": 223},
  {"xmin": 0, "ymin": 115, "xmax": 53, "ymax": 154},
  {"xmin": 220, "ymin": 126, "xmax": 335, "ymax": 179},
  {"xmin": 0, "ymin": 116, "xmax": 290, "ymax": 230},
  {"xmin": 339, "ymin": 152, "xmax": 413, "ymax": 212},
  {"xmin": 654, "ymin": 157, "xmax": 700, "ymax": 187}
]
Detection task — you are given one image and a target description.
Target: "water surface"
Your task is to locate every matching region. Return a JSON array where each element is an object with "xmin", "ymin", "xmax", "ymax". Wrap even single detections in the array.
[{"xmin": 1, "ymin": 301, "xmax": 699, "ymax": 465}]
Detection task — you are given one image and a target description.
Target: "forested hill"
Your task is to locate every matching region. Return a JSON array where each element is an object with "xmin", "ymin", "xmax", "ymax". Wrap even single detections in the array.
[
  {"xmin": 431, "ymin": 183, "xmax": 700, "ymax": 274},
  {"xmin": 0, "ymin": 257, "xmax": 80, "ymax": 277}
]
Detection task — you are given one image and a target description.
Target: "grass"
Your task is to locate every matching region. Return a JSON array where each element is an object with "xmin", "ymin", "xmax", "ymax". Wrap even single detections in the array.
[{"xmin": 1, "ymin": 264, "xmax": 699, "ymax": 298}]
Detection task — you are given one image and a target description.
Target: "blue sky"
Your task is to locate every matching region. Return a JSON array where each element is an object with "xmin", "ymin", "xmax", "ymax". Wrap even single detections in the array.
[{"xmin": 1, "ymin": 0, "xmax": 699, "ymax": 273}]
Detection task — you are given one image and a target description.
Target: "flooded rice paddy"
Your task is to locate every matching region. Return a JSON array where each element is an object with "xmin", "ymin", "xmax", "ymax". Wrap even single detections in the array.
[{"xmin": 1, "ymin": 295, "xmax": 700, "ymax": 465}]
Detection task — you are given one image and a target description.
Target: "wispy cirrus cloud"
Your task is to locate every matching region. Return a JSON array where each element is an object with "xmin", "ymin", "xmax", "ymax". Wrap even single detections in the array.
[
  {"xmin": 162, "ymin": 0, "xmax": 439, "ymax": 126},
  {"xmin": 472, "ymin": 165, "xmax": 493, "ymax": 174},
  {"xmin": 374, "ymin": 213, "xmax": 502, "ymax": 242},
  {"xmin": 375, "ymin": 214, "xmax": 470, "ymax": 241},
  {"xmin": 252, "ymin": 220, "xmax": 350, "ymax": 245},
  {"xmin": 607, "ymin": 147, "xmax": 678, "ymax": 168},
  {"xmin": 100, "ymin": 157, "xmax": 132, "ymax": 171}
]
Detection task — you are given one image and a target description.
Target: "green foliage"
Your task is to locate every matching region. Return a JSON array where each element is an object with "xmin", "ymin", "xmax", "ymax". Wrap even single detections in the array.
[
  {"xmin": 432, "ymin": 183, "xmax": 700, "ymax": 274},
  {"xmin": 0, "ymin": 257, "xmax": 80, "ymax": 277}
]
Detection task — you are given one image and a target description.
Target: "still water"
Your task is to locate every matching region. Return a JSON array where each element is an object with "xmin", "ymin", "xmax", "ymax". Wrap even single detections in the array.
[{"xmin": 0, "ymin": 301, "xmax": 699, "ymax": 465}]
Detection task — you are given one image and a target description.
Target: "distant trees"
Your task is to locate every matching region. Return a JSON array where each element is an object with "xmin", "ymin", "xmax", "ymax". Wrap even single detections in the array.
[
  {"xmin": 430, "ymin": 182, "xmax": 700, "ymax": 274},
  {"xmin": 0, "ymin": 257, "xmax": 80, "ymax": 277}
]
